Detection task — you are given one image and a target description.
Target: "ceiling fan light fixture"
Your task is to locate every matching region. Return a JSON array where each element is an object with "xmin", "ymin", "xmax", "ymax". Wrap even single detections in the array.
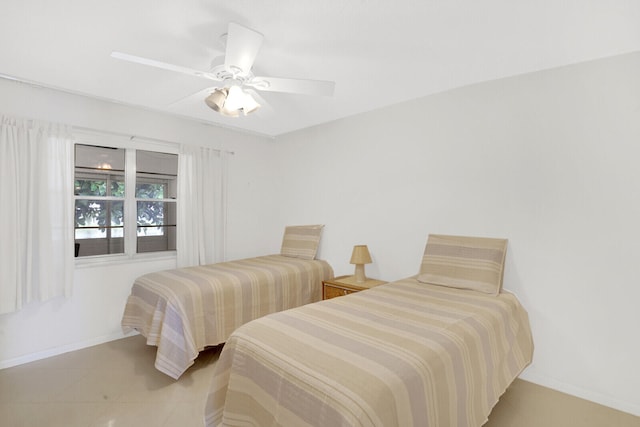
[
  {"xmin": 204, "ymin": 85, "xmax": 260, "ymax": 117},
  {"xmin": 224, "ymin": 85, "xmax": 246, "ymax": 111},
  {"xmin": 241, "ymin": 91, "xmax": 260, "ymax": 115},
  {"xmin": 205, "ymin": 88, "xmax": 231, "ymax": 115}
]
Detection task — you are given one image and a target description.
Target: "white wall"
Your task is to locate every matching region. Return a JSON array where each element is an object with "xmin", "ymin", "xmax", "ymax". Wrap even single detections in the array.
[
  {"xmin": 274, "ymin": 52, "xmax": 640, "ymax": 415},
  {"xmin": 0, "ymin": 78, "xmax": 279, "ymax": 366}
]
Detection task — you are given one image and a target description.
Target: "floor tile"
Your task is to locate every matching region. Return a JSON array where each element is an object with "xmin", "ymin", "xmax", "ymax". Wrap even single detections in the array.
[
  {"xmin": 162, "ymin": 402, "xmax": 207, "ymax": 427},
  {"xmin": 0, "ymin": 368, "xmax": 88, "ymax": 403},
  {"xmin": 89, "ymin": 402, "xmax": 174, "ymax": 427},
  {"xmin": 0, "ymin": 402, "xmax": 111, "ymax": 427}
]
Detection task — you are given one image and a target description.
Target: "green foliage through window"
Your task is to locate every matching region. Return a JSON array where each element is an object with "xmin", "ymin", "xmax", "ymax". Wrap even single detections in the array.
[
  {"xmin": 135, "ymin": 183, "xmax": 166, "ymax": 199},
  {"xmin": 74, "ymin": 177, "xmax": 125, "ymax": 197}
]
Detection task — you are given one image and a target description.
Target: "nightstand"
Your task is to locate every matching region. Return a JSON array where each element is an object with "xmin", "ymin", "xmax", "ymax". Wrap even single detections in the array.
[{"xmin": 322, "ymin": 275, "xmax": 386, "ymax": 300}]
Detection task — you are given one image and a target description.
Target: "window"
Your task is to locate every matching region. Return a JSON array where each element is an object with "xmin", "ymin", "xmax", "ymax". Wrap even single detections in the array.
[{"xmin": 74, "ymin": 144, "xmax": 178, "ymax": 258}]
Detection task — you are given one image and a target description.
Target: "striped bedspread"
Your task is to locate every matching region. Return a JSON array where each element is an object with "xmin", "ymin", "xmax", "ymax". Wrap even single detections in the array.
[
  {"xmin": 121, "ymin": 255, "xmax": 334, "ymax": 379},
  {"xmin": 204, "ymin": 277, "xmax": 533, "ymax": 427}
]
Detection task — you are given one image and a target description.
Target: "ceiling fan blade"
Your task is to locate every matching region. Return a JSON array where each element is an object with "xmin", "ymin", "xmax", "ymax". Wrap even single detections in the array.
[
  {"xmin": 111, "ymin": 51, "xmax": 221, "ymax": 81},
  {"xmin": 167, "ymin": 86, "xmax": 220, "ymax": 107},
  {"xmin": 224, "ymin": 23, "xmax": 264, "ymax": 74},
  {"xmin": 250, "ymin": 76, "xmax": 335, "ymax": 97}
]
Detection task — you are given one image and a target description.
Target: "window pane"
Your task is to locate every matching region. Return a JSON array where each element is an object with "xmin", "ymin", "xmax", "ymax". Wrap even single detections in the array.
[
  {"xmin": 75, "ymin": 178, "xmax": 106, "ymax": 197},
  {"xmin": 75, "ymin": 200, "xmax": 124, "ymax": 236},
  {"xmin": 75, "ymin": 237, "xmax": 124, "ymax": 256},
  {"xmin": 74, "ymin": 199, "xmax": 125, "ymax": 256},
  {"xmin": 111, "ymin": 179, "xmax": 125, "ymax": 198},
  {"xmin": 136, "ymin": 150, "xmax": 178, "ymax": 175},
  {"xmin": 75, "ymin": 144, "xmax": 125, "ymax": 171},
  {"xmin": 137, "ymin": 226, "xmax": 177, "ymax": 253},
  {"xmin": 74, "ymin": 171, "xmax": 125, "ymax": 196},
  {"xmin": 136, "ymin": 150, "xmax": 177, "ymax": 200},
  {"xmin": 135, "ymin": 180, "xmax": 169, "ymax": 199},
  {"xmin": 136, "ymin": 201, "xmax": 176, "ymax": 253},
  {"xmin": 136, "ymin": 201, "xmax": 176, "ymax": 234}
]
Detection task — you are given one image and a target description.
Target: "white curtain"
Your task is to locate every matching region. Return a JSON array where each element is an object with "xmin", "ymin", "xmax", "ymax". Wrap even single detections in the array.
[
  {"xmin": 0, "ymin": 116, "xmax": 75, "ymax": 314},
  {"xmin": 176, "ymin": 145, "xmax": 228, "ymax": 268}
]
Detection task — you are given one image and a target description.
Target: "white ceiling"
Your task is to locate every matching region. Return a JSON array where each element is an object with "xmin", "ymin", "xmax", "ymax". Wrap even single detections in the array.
[{"xmin": 2, "ymin": 1, "xmax": 640, "ymax": 137}]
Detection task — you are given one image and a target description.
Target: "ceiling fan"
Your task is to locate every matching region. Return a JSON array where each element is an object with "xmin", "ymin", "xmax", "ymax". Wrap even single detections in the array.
[{"xmin": 111, "ymin": 22, "xmax": 335, "ymax": 117}]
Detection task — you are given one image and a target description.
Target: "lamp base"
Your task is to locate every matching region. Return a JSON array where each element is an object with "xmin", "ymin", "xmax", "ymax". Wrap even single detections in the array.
[{"xmin": 354, "ymin": 264, "xmax": 367, "ymax": 283}]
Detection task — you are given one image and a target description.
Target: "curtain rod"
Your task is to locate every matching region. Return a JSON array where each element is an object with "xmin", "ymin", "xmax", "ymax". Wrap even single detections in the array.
[{"xmin": 72, "ymin": 125, "xmax": 235, "ymax": 155}]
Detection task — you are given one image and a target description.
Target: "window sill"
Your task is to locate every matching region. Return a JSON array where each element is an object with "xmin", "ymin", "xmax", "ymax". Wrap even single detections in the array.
[{"xmin": 74, "ymin": 251, "xmax": 177, "ymax": 269}]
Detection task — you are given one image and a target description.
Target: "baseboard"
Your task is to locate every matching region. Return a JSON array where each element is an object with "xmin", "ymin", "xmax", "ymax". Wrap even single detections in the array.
[
  {"xmin": 0, "ymin": 330, "xmax": 139, "ymax": 370},
  {"xmin": 519, "ymin": 371, "xmax": 640, "ymax": 417}
]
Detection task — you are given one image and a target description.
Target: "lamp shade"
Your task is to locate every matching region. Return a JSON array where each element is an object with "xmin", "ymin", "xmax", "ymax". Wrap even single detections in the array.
[
  {"xmin": 205, "ymin": 88, "xmax": 239, "ymax": 117},
  {"xmin": 224, "ymin": 85, "xmax": 245, "ymax": 111},
  {"xmin": 350, "ymin": 245, "xmax": 372, "ymax": 265}
]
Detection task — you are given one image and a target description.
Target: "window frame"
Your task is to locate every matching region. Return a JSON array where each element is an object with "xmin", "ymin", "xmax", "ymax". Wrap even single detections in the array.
[{"xmin": 73, "ymin": 131, "xmax": 179, "ymax": 267}]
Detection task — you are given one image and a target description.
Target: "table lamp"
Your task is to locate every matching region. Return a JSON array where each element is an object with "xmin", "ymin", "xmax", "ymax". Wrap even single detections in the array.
[{"xmin": 350, "ymin": 245, "xmax": 372, "ymax": 283}]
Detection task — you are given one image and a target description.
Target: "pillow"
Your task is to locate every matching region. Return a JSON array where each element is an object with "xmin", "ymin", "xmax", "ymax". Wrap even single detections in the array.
[
  {"xmin": 280, "ymin": 225, "xmax": 324, "ymax": 260},
  {"xmin": 417, "ymin": 234, "xmax": 508, "ymax": 295}
]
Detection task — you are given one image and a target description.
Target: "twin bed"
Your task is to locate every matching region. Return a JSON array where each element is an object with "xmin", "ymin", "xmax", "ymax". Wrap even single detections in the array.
[
  {"xmin": 121, "ymin": 225, "xmax": 332, "ymax": 379},
  {"xmin": 203, "ymin": 234, "xmax": 534, "ymax": 427}
]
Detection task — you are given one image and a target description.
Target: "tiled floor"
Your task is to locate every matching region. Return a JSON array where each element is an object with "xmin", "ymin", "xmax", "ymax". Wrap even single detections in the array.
[{"xmin": 1, "ymin": 335, "xmax": 638, "ymax": 426}]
